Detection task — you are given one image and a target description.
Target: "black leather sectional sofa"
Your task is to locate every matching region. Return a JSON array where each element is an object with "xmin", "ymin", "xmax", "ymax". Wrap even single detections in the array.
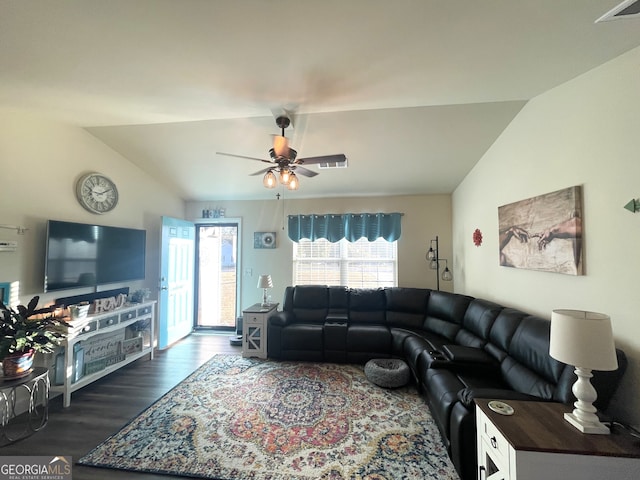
[{"xmin": 267, "ymin": 285, "xmax": 627, "ymax": 480}]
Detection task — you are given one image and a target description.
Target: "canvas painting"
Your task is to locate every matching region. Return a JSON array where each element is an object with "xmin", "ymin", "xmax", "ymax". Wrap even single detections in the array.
[{"xmin": 498, "ymin": 186, "xmax": 583, "ymax": 275}]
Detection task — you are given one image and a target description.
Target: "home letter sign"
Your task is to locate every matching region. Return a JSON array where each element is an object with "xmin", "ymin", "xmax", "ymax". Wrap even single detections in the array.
[{"xmin": 93, "ymin": 293, "xmax": 127, "ymax": 313}]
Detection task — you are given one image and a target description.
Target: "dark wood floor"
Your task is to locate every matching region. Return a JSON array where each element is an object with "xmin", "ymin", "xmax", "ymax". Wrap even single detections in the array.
[{"xmin": 1, "ymin": 332, "xmax": 241, "ymax": 480}]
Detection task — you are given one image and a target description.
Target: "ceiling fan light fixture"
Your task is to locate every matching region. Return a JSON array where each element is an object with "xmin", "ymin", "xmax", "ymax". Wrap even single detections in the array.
[
  {"xmin": 287, "ymin": 172, "xmax": 299, "ymax": 191},
  {"xmin": 273, "ymin": 135, "xmax": 289, "ymax": 157},
  {"xmin": 263, "ymin": 170, "xmax": 277, "ymax": 188},
  {"xmin": 280, "ymin": 168, "xmax": 291, "ymax": 185}
]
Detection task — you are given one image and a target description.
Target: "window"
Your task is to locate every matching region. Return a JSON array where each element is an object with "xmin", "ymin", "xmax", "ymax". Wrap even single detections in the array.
[{"xmin": 293, "ymin": 237, "xmax": 397, "ymax": 288}]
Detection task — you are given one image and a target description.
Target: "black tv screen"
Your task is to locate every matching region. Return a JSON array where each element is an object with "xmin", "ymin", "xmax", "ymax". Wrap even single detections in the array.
[{"xmin": 45, "ymin": 220, "xmax": 146, "ymax": 292}]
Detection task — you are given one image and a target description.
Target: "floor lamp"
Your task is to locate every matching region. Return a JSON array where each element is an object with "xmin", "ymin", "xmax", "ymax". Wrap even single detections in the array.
[{"xmin": 426, "ymin": 236, "xmax": 453, "ymax": 291}]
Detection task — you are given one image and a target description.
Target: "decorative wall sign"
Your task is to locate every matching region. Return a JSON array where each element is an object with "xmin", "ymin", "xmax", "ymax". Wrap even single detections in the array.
[
  {"xmin": 498, "ymin": 186, "xmax": 583, "ymax": 275},
  {"xmin": 254, "ymin": 232, "xmax": 276, "ymax": 249},
  {"xmin": 93, "ymin": 293, "xmax": 128, "ymax": 313}
]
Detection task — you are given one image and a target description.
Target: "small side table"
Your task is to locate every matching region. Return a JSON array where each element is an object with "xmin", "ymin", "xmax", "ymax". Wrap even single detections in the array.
[
  {"xmin": 242, "ymin": 303, "xmax": 278, "ymax": 359},
  {"xmin": 475, "ymin": 399, "xmax": 640, "ymax": 480},
  {"xmin": 0, "ymin": 367, "xmax": 49, "ymax": 445}
]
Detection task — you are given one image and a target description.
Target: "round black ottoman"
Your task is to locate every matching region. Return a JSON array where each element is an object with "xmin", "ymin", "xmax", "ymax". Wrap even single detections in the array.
[{"xmin": 364, "ymin": 358, "xmax": 410, "ymax": 388}]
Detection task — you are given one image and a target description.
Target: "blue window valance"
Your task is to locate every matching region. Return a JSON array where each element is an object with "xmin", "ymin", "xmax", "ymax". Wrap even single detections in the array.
[{"xmin": 288, "ymin": 213, "xmax": 402, "ymax": 243}]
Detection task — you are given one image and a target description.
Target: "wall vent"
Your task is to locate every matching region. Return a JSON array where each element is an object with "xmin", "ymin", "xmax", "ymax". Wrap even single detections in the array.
[
  {"xmin": 596, "ymin": 0, "xmax": 640, "ymax": 22},
  {"xmin": 317, "ymin": 158, "xmax": 348, "ymax": 169}
]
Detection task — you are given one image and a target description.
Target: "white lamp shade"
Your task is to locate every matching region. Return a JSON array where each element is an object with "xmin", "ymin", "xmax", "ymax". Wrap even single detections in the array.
[
  {"xmin": 549, "ymin": 309, "xmax": 618, "ymax": 371},
  {"xmin": 257, "ymin": 274, "xmax": 273, "ymax": 289}
]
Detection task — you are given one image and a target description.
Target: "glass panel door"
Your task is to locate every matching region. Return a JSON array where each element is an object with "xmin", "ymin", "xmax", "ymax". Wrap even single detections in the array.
[{"xmin": 195, "ymin": 221, "xmax": 240, "ymax": 329}]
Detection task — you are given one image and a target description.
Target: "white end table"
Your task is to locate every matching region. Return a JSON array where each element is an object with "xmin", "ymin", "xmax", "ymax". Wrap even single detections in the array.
[
  {"xmin": 242, "ymin": 303, "xmax": 278, "ymax": 359},
  {"xmin": 475, "ymin": 399, "xmax": 640, "ymax": 480}
]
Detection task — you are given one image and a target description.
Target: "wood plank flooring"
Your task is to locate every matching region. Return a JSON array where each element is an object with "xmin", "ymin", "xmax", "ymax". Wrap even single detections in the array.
[{"xmin": 0, "ymin": 332, "xmax": 241, "ymax": 480}]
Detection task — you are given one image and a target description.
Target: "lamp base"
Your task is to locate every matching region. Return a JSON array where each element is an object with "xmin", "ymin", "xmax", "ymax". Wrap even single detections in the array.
[
  {"xmin": 564, "ymin": 411, "xmax": 610, "ymax": 434},
  {"xmin": 565, "ymin": 366, "xmax": 611, "ymax": 435}
]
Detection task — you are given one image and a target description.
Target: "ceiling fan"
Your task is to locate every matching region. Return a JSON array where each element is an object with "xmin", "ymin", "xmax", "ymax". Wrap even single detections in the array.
[{"xmin": 217, "ymin": 115, "xmax": 346, "ymax": 190}]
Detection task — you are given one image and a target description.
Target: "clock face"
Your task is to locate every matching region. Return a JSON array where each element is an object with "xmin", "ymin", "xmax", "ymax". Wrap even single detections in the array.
[{"xmin": 76, "ymin": 173, "xmax": 119, "ymax": 214}]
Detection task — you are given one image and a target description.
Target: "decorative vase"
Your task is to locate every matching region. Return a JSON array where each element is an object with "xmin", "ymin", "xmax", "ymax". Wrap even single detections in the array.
[{"xmin": 2, "ymin": 349, "xmax": 35, "ymax": 379}]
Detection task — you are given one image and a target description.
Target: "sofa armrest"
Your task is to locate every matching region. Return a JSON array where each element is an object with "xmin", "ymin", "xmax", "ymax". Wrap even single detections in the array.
[
  {"xmin": 457, "ymin": 387, "xmax": 544, "ymax": 409},
  {"xmin": 425, "ymin": 345, "xmax": 500, "ymax": 375},
  {"xmin": 269, "ymin": 311, "xmax": 294, "ymax": 327},
  {"xmin": 443, "ymin": 345, "xmax": 495, "ymax": 364},
  {"xmin": 326, "ymin": 313, "xmax": 348, "ymax": 323}
]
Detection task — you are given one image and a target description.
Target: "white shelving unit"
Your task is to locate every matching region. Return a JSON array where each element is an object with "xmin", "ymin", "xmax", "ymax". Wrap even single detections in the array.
[{"xmin": 47, "ymin": 301, "xmax": 156, "ymax": 407}]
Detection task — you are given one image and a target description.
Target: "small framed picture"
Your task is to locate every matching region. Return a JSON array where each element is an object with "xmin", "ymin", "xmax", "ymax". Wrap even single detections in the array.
[{"xmin": 254, "ymin": 232, "xmax": 276, "ymax": 249}]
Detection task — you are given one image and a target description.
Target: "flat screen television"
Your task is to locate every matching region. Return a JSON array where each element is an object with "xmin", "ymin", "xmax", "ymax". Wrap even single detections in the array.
[{"xmin": 44, "ymin": 220, "xmax": 146, "ymax": 292}]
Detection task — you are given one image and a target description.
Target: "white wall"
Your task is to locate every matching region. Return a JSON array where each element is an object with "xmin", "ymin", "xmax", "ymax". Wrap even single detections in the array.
[
  {"xmin": 187, "ymin": 194, "xmax": 452, "ymax": 309},
  {"xmin": 452, "ymin": 46, "xmax": 640, "ymax": 427},
  {"xmin": 0, "ymin": 109, "xmax": 184, "ymax": 306}
]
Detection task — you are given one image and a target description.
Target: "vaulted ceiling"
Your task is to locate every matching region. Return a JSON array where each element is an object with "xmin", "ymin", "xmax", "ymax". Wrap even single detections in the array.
[{"xmin": 2, "ymin": 1, "xmax": 639, "ymax": 200}]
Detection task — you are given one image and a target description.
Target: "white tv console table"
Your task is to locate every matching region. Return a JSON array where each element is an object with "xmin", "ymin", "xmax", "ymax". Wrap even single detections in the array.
[{"xmin": 47, "ymin": 301, "xmax": 156, "ymax": 407}]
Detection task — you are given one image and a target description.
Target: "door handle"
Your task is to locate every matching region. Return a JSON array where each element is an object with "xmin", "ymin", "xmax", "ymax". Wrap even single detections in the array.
[{"xmin": 160, "ymin": 286, "xmax": 168, "ymax": 291}]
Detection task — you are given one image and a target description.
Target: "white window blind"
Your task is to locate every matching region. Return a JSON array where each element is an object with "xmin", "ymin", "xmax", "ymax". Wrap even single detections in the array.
[{"xmin": 293, "ymin": 237, "xmax": 397, "ymax": 288}]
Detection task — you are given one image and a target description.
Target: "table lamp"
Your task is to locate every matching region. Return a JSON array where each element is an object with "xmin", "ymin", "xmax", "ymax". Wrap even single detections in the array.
[
  {"xmin": 257, "ymin": 274, "xmax": 273, "ymax": 307},
  {"xmin": 549, "ymin": 309, "xmax": 618, "ymax": 434}
]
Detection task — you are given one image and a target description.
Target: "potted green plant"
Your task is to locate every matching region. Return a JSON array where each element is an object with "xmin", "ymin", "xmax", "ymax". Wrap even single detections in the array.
[{"xmin": 0, "ymin": 295, "xmax": 70, "ymax": 379}]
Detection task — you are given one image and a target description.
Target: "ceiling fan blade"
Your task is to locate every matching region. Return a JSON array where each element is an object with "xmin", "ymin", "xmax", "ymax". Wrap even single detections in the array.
[
  {"xmin": 249, "ymin": 167, "xmax": 275, "ymax": 177},
  {"xmin": 297, "ymin": 154, "xmax": 347, "ymax": 165},
  {"xmin": 293, "ymin": 166, "xmax": 319, "ymax": 178},
  {"xmin": 216, "ymin": 152, "xmax": 273, "ymax": 164}
]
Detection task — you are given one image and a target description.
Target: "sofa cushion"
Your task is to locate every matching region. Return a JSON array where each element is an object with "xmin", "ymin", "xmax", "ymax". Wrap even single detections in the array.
[
  {"xmin": 347, "ymin": 324, "xmax": 391, "ymax": 353},
  {"xmin": 502, "ymin": 315, "xmax": 566, "ymax": 400},
  {"xmin": 485, "ymin": 308, "xmax": 527, "ymax": 361},
  {"xmin": 282, "ymin": 324, "xmax": 324, "ymax": 351},
  {"xmin": 348, "ymin": 288, "xmax": 386, "ymax": 324},
  {"xmin": 423, "ymin": 291, "xmax": 472, "ymax": 340},
  {"xmin": 454, "ymin": 299, "xmax": 503, "ymax": 348},
  {"xmin": 277, "ymin": 323, "xmax": 324, "ymax": 361},
  {"xmin": 291, "ymin": 285, "xmax": 329, "ymax": 323},
  {"xmin": 385, "ymin": 287, "xmax": 430, "ymax": 329}
]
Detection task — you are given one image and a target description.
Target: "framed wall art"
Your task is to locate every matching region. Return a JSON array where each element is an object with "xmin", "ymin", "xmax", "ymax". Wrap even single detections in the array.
[
  {"xmin": 498, "ymin": 185, "xmax": 583, "ymax": 275},
  {"xmin": 254, "ymin": 232, "xmax": 276, "ymax": 249}
]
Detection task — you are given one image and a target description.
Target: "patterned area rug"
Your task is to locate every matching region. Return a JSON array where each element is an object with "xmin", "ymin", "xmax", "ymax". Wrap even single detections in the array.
[{"xmin": 79, "ymin": 355, "xmax": 458, "ymax": 479}]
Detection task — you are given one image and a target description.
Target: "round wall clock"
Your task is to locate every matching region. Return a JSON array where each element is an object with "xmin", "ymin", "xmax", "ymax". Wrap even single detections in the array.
[{"xmin": 75, "ymin": 173, "xmax": 119, "ymax": 214}]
